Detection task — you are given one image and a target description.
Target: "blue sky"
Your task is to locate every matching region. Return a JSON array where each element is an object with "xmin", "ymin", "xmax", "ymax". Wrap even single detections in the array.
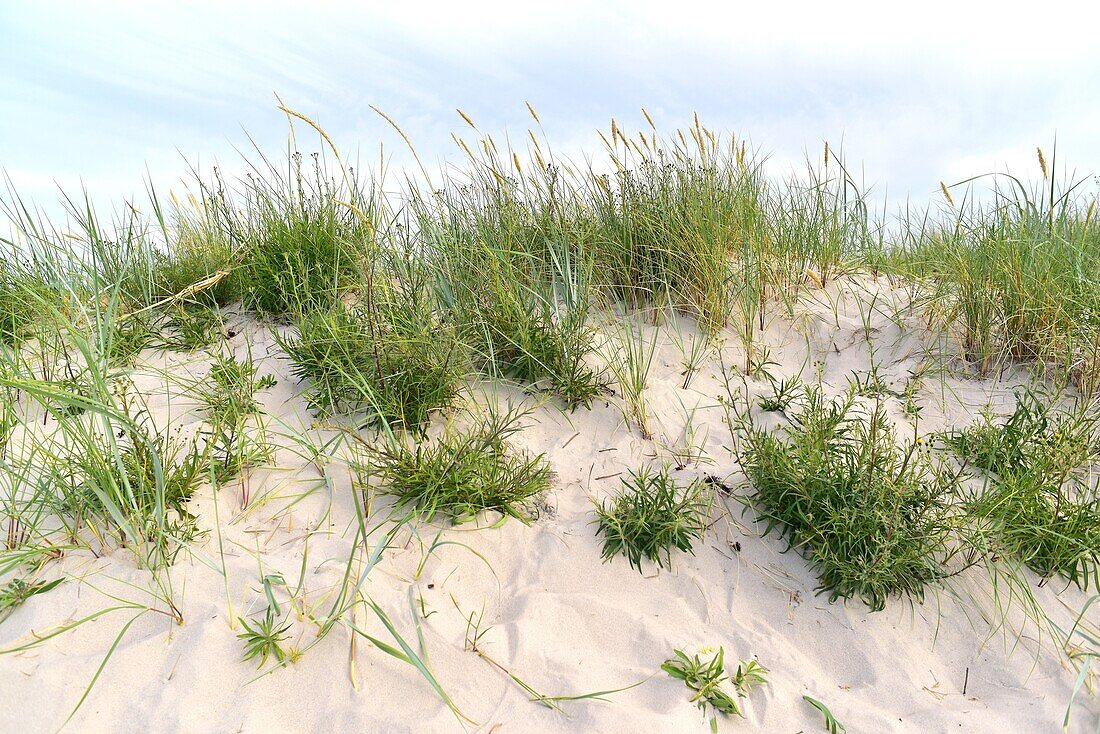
[{"xmin": 2, "ymin": 1, "xmax": 1099, "ymax": 222}]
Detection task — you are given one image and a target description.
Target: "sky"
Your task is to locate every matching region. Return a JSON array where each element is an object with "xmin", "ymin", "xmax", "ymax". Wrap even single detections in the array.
[{"xmin": 2, "ymin": 0, "xmax": 1099, "ymax": 224}]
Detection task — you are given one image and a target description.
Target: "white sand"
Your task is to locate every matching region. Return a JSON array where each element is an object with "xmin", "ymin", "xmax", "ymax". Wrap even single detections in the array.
[{"xmin": 2, "ymin": 275, "xmax": 1098, "ymax": 733}]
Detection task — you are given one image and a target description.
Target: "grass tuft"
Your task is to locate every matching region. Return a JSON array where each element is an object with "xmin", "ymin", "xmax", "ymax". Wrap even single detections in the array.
[
  {"xmin": 278, "ymin": 300, "xmax": 464, "ymax": 430},
  {"xmin": 740, "ymin": 387, "xmax": 957, "ymax": 610},
  {"xmin": 361, "ymin": 405, "xmax": 552, "ymax": 525},
  {"xmin": 593, "ymin": 465, "xmax": 710, "ymax": 572}
]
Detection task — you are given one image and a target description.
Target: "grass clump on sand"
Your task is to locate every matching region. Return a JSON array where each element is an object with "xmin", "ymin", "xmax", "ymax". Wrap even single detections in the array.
[
  {"xmin": 235, "ymin": 153, "xmax": 368, "ymax": 318},
  {"xmin": 0, "ymin": 270, "xmax": 47, "ymax": 346},
  {"xmin": 593, "ymin": 465, "xmax": 710, "ymax": 572},
  {"xmin": 891, "ymin": 151, "xmax": 1100, "ymax": 388},
  {"xmin": 361, "ymin": 405, "xmax": 552, "ymax": 525},
  {"xmin": 947, "ymin": 390, "xmax": 1100, "ymax": 587},
  {"xmin": 278, "ymin": 295, "xmax": 465, "ymax": 430},
  {"xmin": 197, "ymin": 352, "xmax": 277, "ymax": 428},
  {"xmin": 150, "ymin": 199, "xmax": 241, "ymax": 308},
  {"xmin": 415, "ymin": 141, "xmax": 605, "ymax": 409},
  {"xmin": 451, "ymin": 256, "xmax": 604, "ymax": 410},
  {"xmin": 53, "ymin": 402, "xmax": 208, "ymax": 564},
  {"xmin": 155, "ymin": 302, "xmax": 226, "ymax": 352},
  {"xmin": 740, "ymin": 387, "xmax": 956, "ymax": 610},
  {"xmin": 586, "ymin": 119, "xmax": 767, "ymax": 335}
]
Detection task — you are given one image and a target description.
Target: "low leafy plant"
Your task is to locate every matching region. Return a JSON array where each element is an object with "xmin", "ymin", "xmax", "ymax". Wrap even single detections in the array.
[
  {"xmin": 196, "ymin": 353, "xmax": 277, "ymax": 428},
  {"xmin": 662, "ymin": 646, "xmax": 768, "ymax": 730},
  {"xmin": 238, "ymin": 573, "xmax": 293, "ymax": 668},
  {"xmin": 238, "ymin": 611, "xmax": 292, "ymax": 668},
  {"xmin": 759, "ymin": 376, "xmax": 802, "ymax": 413},
  {"xmin": 848, "ymin": 363, "xmax": 891, "ymax": 398},
  {"xmin": 740, "ymin": 387, "xmax": 957, "ymax": 610},
  {"xmin": 361, "ymin": 405, "xmax": 552, "ymax": 525},
  {"xmin": 593, "ymin": 465, "xmax": 710, "ymax": 572},
  {"xmin": 106, "ymin": 314, "xmax": 156, "ymax": 366}
]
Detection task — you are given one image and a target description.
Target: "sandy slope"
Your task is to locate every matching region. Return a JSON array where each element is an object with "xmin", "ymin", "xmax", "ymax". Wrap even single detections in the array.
[{"xmin": 2, "ymin": 275, "xmax": 1098, "ymax": 733}]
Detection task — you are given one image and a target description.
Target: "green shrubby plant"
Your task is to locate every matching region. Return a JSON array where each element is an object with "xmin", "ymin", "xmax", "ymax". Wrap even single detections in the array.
[
  {"xmin": 740, "ymin": 387, "xmax": 958, "ymax": 610},
  {"xmin": 662, "ymin": 646, "xmax": 768, "ymax": 728},
  {"xmin": 359, "ymin": 405, "xmax": 552, "ymax": 525},
  {"xmin": 279, "ymin": 298, "xmax": 464, "ymax": 430},
  {"xmin": 947, "ymin": 390, "xmax": 1100, "ymax": 587},
  {"xmin": 195, "ymin": 352, "xmax": 277, "ymax": 493},
  {"xmin": 593, "ymin": 465, "xmax": 710, "ymax": 572}
]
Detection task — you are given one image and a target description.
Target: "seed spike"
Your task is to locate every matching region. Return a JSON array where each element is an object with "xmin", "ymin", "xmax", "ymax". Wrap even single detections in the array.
[
  {"xmin": 457, "ymin": 109, "xmax": 477, "ymax": 130},
  {"xmin": 940, "ymin": 181, "xmax": 955, "ymax": 208},
  {"xmin": 525, "ymin": 101, "xmax": 541, "ymax": 125}
]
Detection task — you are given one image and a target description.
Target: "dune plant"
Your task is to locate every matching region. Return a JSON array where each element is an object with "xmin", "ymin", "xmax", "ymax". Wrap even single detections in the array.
[
  {"xmin": 279, "ymin": 297, "xmax": 464, "ymax": 430},
  {"xmin": 0, "ymin": 266, "xmax": 52, "ymax": 346},
  {"xmin": 601, "ymin": 317, "xmax": 659, "ymax": 439},
  {"xmin": 740, "ymin": 387, "xmax": 958, "ymax": 610},
  {"xmin": 152, "ymin": 189, "xmax": 242, "ymax": 307},
  {"xmin": 667, "ymin": 310, "xmax": 715, "ymax": 390},
  {"xmin": 587, "ymin": 117, "xmax": 768, "ymax": 334},
  {"xmin": 593, "ymin": 465, "xmax": 710, "ymax": 572},
  {"xmin": 194, "ymin": 352, "xmax": 277, "ymax": 490},
  {"xmin": 0, "ymin": 576, "xmax": 64, "ymax": 624},
  {"xmin": 455, "ymin": 597, "xmax": 647, "ymax": 711},
  {"xmin": 414, "ymin": 126, "xmax": 605, "ymax": 409},
  {"xmin": 449, "ymin": 248, "xmax": 603, "ymax": 409},
  {"xmin": 197, "ymin": 352, "xmax": 277, "ymax": 428},
  {"xmin": 803, "ymin": 695, "xmax": 848, "ymax": 733},
  {"xmin": 891, "ymin": 148, "xmax": 1100, "ymax": 387},
  {"xmin": 767, "ymin": 144, "xmax": 877, "ymax": 289},
  {"xmin": 947, "ymin": 390, "xmax": 1100, "ymax": 587},
  {"xmin": 662, "ymin": 646, "xmax": 768, "ymax": 728},
  {"xmin": 235, "ymin": 150, "xmax": 368, "ymax": 318},
  {"xmin": 759, "ymin": 376, "xmax": 802, "ymax": 413},
  {"xmin": 238, "ymin": 573, "xmax": 294, "ymax": 669},
  {"xmin": 154, "ymin": 302, "xmax": 225, "ymax": 352},
  {"xmin": 359, "ymin": 404, "xmax": 552, "ymax": 525},
  {"xmin": 105, "ymin": 314, "xmax": 156, "ymax": 365},
  {"xmin": 3, "ymin": 321, "xmax": 210, "ymax": 568}
]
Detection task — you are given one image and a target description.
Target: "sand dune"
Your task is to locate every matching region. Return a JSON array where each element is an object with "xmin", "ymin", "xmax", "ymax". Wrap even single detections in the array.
[{"xmin": 2, "ymin": 275, "xmax": 1098, "ymax": 733}]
